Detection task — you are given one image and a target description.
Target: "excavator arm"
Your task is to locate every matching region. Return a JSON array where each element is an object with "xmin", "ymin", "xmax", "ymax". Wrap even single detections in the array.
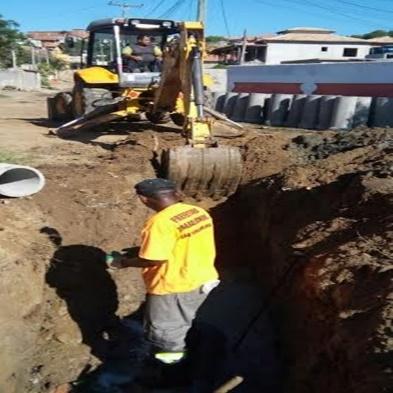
[
  {"xmin": 155, "ymin": 21, "xmax": 242, "ymax": 199},
  {"xmin": 53, "ymin": 18, "xmax": 242, "ymax": 199}
]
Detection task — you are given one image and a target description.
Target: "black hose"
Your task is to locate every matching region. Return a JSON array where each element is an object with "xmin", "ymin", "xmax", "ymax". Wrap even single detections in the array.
[{"xmin": 191, "ymin": 47, "xmax": 205, "ymax": 117}]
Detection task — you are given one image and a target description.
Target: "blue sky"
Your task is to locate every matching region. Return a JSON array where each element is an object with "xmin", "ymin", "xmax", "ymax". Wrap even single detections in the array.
[{"xmin": 1, "ymin": 0, "xmax": 392, "ymax": 36}]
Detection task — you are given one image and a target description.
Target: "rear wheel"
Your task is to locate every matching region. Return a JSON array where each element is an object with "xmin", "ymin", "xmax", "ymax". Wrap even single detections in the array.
[
  {"xmin": 170, "ymin": 112, "xmax": 185, "ymax": 126},
  {"xmin": 48, "ymin": 92, "xmax": 73, "ymax": 121},
  {"xmin": 162, "ymin": 146, "xmax": 242, "ymax": 199},
  {"xmin": 72, "ymin": 81, "xmax": 112, "ymax": 118},
  {"xmin": 146, "ymin": 111, "xmax": 171, "ymax": 124}
]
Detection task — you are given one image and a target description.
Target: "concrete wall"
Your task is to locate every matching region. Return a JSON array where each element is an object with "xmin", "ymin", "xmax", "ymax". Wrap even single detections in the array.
[
  {"xmin": 0, "ymin": 69, "xmax": 41, "ymax": 91},
  {"xmin": 204, "ymin": 68, "xmax": 227, "ymax": 92},
  {"xmin": 265, "ymin": 42, "xmax": 372, "ymax": 64},
  {"xmin": 228, "ymin": 61, "xmax": 393, "ymax": 97}
]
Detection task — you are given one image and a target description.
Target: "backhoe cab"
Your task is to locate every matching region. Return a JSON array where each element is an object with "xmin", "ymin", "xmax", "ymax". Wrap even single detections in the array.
[{"xmin": 49, "ymin": 18, "xmax": 242, "ymax": 199}]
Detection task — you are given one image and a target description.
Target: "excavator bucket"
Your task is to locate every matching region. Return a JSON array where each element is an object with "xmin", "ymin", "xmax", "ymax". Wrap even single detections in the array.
[{"xmin": 162, "ymin": 145, "xmax": 242, "ymax": 199}]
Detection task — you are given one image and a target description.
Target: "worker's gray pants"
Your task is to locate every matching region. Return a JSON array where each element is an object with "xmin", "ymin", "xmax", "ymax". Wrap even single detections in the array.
[{"xmin": 144, "ymin": 287, "xmax": 208, "ymax": 352}]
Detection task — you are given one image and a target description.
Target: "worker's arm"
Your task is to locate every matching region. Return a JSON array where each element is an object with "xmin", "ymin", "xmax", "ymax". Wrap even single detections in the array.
[
  {"xmin": 108, "ymin": 217, "xmax": 175, "ymax": 270},
  {"xmin": 110, "ymin": 255, "xmax": 166, "ymax": 269},
  {"xmin": 122, "ymin": 46, "xmax": 142, "ymax": 61}
]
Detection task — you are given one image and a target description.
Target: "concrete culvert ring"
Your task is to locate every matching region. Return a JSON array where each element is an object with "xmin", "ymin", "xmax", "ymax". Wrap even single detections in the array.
[{"xmin": 0, "ymin": 165, "xmax": 45, "ymax": 197}]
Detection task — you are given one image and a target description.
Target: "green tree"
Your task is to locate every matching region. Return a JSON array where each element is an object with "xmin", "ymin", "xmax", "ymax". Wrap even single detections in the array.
[
  {"xmin": 206, "ymin": 35, "xmax": 227, "ymax": 43},
  {"xmin": 352, "ymin": 30, "xmax": 393, "ymax": 39},
  {"xmin": 0, "ymin": 14, "xmax": 26, "ymax": 68}
]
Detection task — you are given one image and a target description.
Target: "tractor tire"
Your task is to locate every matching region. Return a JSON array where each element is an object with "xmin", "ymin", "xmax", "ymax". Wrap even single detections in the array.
[
  {"xmin": 146, "ymin": 111, "xmax": 171, "ymax": 124},
  {"xmin": 48, "ymin": 92, "xmax": 73, "ymax": 121},
  {"xmin": 72, "ymin": 81, "xmax": 112, "ymax": 118},
  {"xmin": 170, "ymin": 113, "xmax": 186, "ymax": 126}
]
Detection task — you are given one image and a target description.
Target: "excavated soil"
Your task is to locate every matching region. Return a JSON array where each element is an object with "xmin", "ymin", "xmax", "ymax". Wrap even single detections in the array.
[
  {"xmin": 213, "ymin": 127, "xmax": 393, "ymax": 393},
  {"xmin": 0, "ymin": 100, "xmax": 392, "ymax": 393}
]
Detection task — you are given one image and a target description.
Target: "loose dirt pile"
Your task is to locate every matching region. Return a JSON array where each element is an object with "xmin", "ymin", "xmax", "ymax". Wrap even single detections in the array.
[
  {"xmin": 0, "ymin": 123, "xmax": 391, "ymax": 393},
  {"xmin": 213, "ymin": 127, "xmax": 392, "ymax": 393}
]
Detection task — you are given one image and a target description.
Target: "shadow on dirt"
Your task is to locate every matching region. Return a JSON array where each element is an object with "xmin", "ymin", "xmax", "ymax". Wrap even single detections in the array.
[
  {"xmin": 43, "ymin": 227, "xmax": 122, "ymax": 361},
  {"xmin": 42, "ymin": 226, "xmax": 282, "ymax": 392},
  {"xmin": 21, "ymin": 117, "xmax": 182, "ymax": 152}
]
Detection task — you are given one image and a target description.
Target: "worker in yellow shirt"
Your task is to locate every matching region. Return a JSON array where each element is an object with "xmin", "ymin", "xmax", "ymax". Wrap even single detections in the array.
[
  {"xmin": 122, "ymin": 34, "xmax": 162, "ymax": 72},
  {"xmin": 108, "ymin": 178, "xmax": 219, "ymax": 364}
]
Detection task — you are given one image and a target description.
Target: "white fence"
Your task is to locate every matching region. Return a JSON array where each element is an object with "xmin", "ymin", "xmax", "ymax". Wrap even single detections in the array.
[
  {"xmin": 0, "ymin": 69, "xmax": 41, "ymax": 91},
  {"xmin": 227, "ymin": 61, "xmax": 393, "ymax": 97}
]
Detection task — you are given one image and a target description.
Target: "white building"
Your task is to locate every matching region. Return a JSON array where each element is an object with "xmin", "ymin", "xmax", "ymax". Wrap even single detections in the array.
[
  {"xmin": 211, "ymin": 27, "xmax": 375, "ymax": 65},
  {"xmin": 262, "ymin": 27, "xmax": 372, "ymax": 64}
]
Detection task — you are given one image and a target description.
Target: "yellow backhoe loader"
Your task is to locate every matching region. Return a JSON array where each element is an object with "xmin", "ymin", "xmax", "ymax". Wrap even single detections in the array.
[{"xmin": 48, "ymin": 18, "xmax": 242, "ymax": 198}]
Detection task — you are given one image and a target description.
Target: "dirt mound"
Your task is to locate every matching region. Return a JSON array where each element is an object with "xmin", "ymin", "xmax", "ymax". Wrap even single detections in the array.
[
  {"xmin": 213, "ymin": 128, "xmax": 392, "ymax": 393},
  {"xmin": 289, "ymin": 127, "xmax": 393, "ymax": 161}
]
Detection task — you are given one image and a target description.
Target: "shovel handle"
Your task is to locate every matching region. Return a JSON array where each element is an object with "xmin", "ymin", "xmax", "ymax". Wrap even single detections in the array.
[{"xmin": 213, "ymin": 376, "xmax": 244, "ymax": 393}]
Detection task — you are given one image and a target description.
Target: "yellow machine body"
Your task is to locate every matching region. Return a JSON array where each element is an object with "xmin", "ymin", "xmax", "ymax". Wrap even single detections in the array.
[{"xmin": 53, "ymin": 18, "xmax": 242, "ymax": 198}]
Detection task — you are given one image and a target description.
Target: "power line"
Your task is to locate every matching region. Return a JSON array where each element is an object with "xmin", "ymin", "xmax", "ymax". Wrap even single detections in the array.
[
  {"xmin": 145, "ymin": 0, "xmax": 166, "ymax": 17},
  {"xmin": 255, "ymin": 0, "xmax": 389, "ymax": 29},
  {"xmin": 300, "ymin": 0, "xmax": 391, "ymax": 26},
  {"xmin": 108, "ymin": 1, "xmax": 144, "ymax": 18},
  {"xmin": 219, "ymin": 0, "xmax": 231, "ymax": 36},
  {"xmin": 159, "ymin": 0, "xmax": 187, "ymax": 18},
  {"xmin": 332, "ymin": 0, "xmax": 393, "ymax": 14}
]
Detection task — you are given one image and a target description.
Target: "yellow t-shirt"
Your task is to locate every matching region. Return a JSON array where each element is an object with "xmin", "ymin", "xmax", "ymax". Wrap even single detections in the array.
[{"xmin": 139, "ymin": 202, "xmax": 218, "ymax": 295}]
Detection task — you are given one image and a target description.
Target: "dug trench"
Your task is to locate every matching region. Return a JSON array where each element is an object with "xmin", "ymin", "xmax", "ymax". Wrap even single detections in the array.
[{"xmin": 0, "ymin": 126, "xmax": 391, "ymax": 393}]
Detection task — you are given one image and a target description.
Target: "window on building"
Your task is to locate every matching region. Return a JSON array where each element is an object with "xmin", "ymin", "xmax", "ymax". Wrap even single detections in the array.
[
  {"xmin": 343, "ymin": 48, "xmax": 358, "ymax": 57},
  {"xmin": 321, "ymin": 46, "xmax": 328, "ymax": 52}
]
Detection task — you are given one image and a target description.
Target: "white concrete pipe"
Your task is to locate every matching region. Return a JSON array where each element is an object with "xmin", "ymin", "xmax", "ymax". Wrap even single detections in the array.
[
  {"xmin": 370, "ymin": 97, "xmax": 393, "ymax": 127},
  {"xmin": 266, "ymin": 94, "xmax": 292, "ymax": 126},
  {"xmin": 286, "ymin": 94, "xmax": 307, "ymax": 128},
  {"xmin": 212, "ymin": 91, "xmax": 226, "ymax": 112},
  {"xmin": 317, "ymin": 95, "xmax": 336, "ymax": 130},
  {"xmin": 231, "ymin": 93, "xmax": 249, "ymax": 121},
  {"xmin": 299, "ymin": 95, "xmax": 321, "ymax": 129},
  {"xmin": 353, "ymin": 97, "xmax": 372, "ymax": 128},
  {"xmin": 244, "ymin": 93, "xmax": 267, "ymax": 123},
  {"xmin": 223, "ymin": 92, "xmax": 238, "ymax": 118},
  {"xmin": 330, "ymin": 96, "xmax": 358, "ymax": 130},
  {"xmin": 0, "ymin": 164, "xmax": 45, "ymax": 197}
]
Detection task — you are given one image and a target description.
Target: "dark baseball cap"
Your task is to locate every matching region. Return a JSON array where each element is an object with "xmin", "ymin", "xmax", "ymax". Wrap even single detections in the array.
[{"xmin": 134, "ymin": 178, "xmax": 176, "ymax": 197}]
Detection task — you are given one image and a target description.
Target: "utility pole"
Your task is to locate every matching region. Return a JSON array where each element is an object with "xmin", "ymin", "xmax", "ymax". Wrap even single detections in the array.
[
  {"xmin": 240, "ymin": 29, "xmax": 247, "ymax": 65},
  {"xmin": 11, "ymin": 50, "xmax": 17, "ymax": 68},
  {"xmin": 45, "ymin": 49, "xmax": 50, "ymax": 65},
  {"xmin": 108, "ymin": 1, "xmax": 143, "ymax": 18},
  {"xmin": 197, "ymin": 0, "xmax": 207, "ymax": 23},
  {"xmin": 31, "ymin": 46, "xmax": 36, "ymax": 69}
]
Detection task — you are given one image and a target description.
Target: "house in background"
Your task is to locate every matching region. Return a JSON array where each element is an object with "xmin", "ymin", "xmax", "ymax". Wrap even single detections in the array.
[
  {"xmin": 27, "ymin": 31, "xmax": 67, "ymax": 50},
  {"xmin": 366, "ymin": 36, "xmax": 393, "ymax": 46},
  {"xmin": 26, "ymin": 30, "xmax": 89, "ymax": 68},
  {"xmin": 27, "ymin": 30, "xmax": 89, "ymax": 51},
  {"xmin": 208, "ymin": 34, "xmax": 276, "ymax": 64},
  {"xmin": 210, "ymin": 27, "xmax": 376, "ymax": 65}
]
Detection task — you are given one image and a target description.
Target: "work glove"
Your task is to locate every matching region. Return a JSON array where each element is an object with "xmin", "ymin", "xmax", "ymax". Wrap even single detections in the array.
[{"xmin": 106, "ymin": 251, "xmax": 123, "ymax": 270}]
